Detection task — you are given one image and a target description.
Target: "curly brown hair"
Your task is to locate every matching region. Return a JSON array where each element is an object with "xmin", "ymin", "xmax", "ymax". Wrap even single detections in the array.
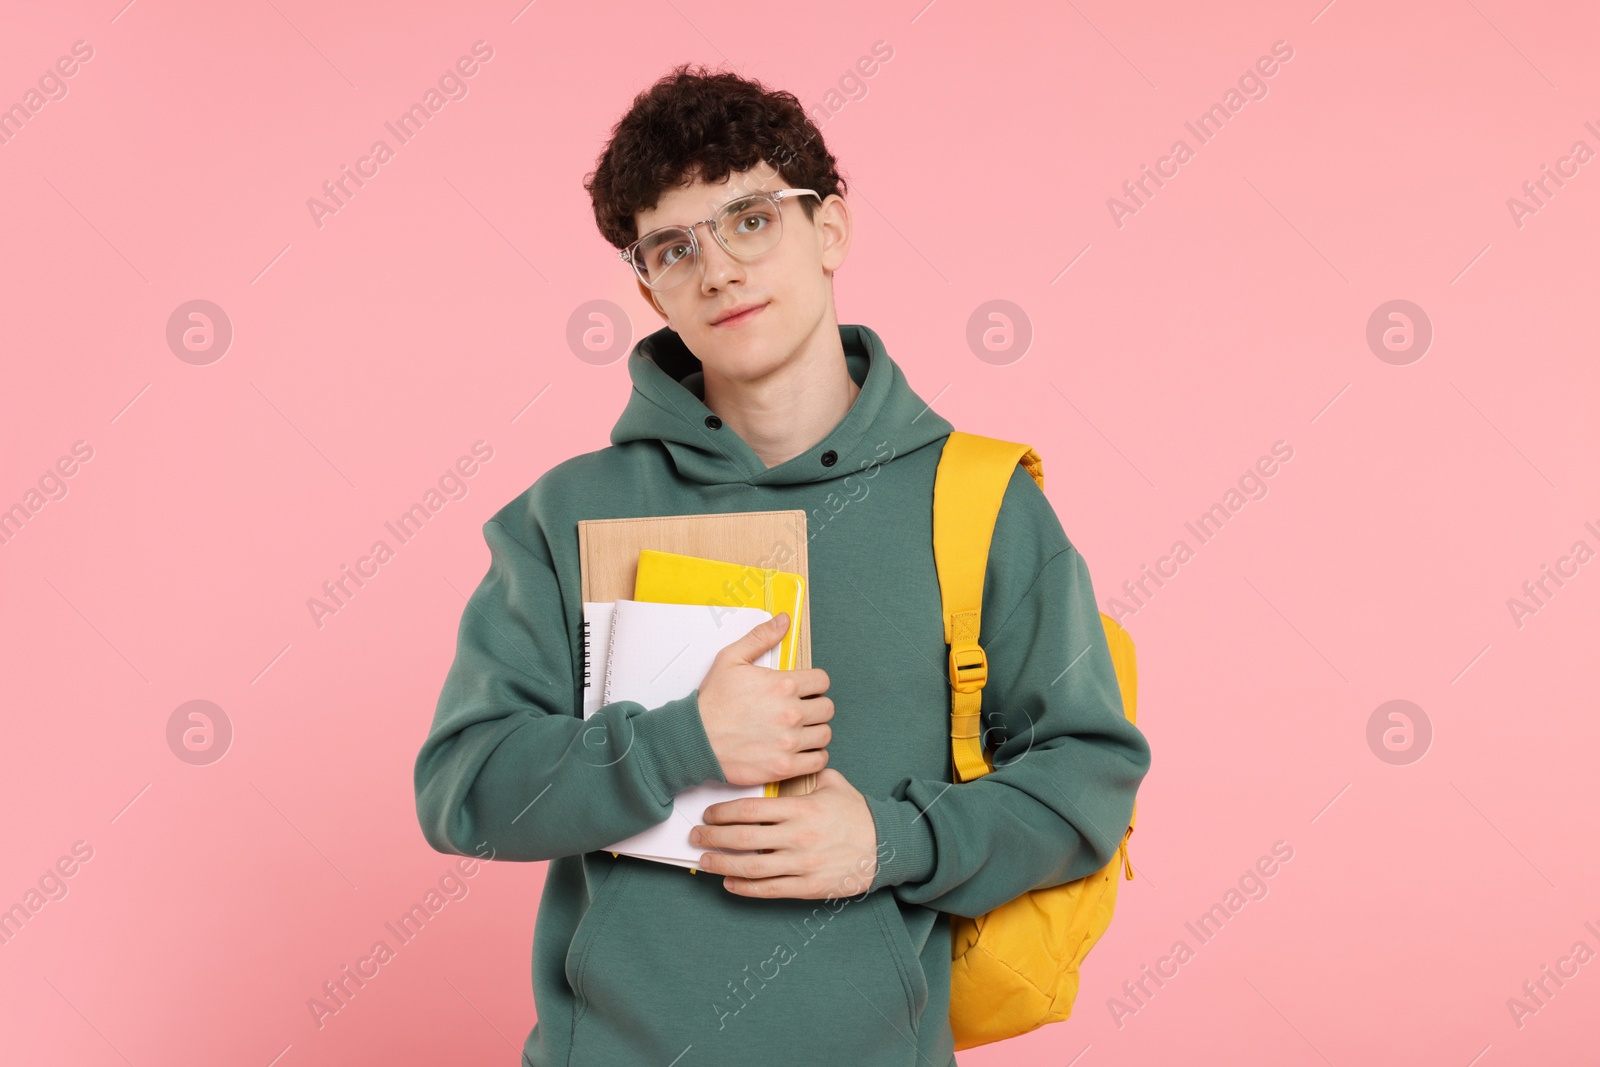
[{"xmin": 584, "ymin": 63, "xmax": 848, "ymax": 251}]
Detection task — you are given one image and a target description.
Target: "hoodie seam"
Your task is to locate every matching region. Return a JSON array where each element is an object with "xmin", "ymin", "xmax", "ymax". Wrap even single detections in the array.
[
  {"xmin": 482, "ymin": 517, "xmax": 579, "ymax": 705},
  {"xmin": 983, "ymin": 548, "xmax": 1074, "ymax": 646},
  {"xmin": 485, "ymin": 516, "xmax": 546, "ymax": 563},
  {"xmin": 752, "ymin": 351, "xmax": 883, "ymax": 484},
  {"xmin": 637, "ymin": 367, "xmax": 762, "ymax": 479}
]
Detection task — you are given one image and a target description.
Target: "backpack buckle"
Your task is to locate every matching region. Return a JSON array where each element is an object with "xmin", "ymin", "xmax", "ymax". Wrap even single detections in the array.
[{"xmin": 949, "ymin": 641, "xmax": 988, "ymax": 693}]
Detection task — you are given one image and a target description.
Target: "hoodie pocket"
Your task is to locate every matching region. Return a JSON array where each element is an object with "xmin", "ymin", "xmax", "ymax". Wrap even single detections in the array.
[
  {"xmin": 872, "ymin": 890, "xmax": 930, "ymax": 1029},
  {"xmin": 562, "ymin": 857, "xmax": 636, "ymax": 1032},
  {"xmin": 563, "ymin": 858, "xmax": 929, "ymax": 1066}
]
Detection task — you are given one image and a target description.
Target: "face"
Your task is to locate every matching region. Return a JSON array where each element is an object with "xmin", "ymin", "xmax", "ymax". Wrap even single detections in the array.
[{"xmin": 631, "ymin": 166, "xmax": 850, "ymax": 384}]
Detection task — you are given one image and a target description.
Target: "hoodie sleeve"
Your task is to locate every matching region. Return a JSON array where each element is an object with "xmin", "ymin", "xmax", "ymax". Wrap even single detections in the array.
[
  {"xmin": 860, "ymin": 542, "xmax": 1151, "ymax": 919},
  {"xmin": 413, "ymin": 517, "xmax": 727, "ymax": 861}
]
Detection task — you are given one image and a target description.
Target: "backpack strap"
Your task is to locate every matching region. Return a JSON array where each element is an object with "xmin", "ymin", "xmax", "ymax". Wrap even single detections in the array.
[
  {"xmin": 932, "ymin": 431, "xmax": 1044, "ymax": 784},
  {"xmin": 1100, "ymin": 615, "xmax": 1140, "ymax": 879}
]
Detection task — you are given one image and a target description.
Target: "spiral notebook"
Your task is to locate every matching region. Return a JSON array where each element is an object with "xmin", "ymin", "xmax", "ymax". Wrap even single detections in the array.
[{"xmin": 581, "ymin": 598, "xmax": 777, "ymax": 870}]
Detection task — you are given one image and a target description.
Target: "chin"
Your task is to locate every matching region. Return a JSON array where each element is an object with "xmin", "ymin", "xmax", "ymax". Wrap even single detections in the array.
[{"xmin": 698, "ymin": 327, "xmax": 787, "ymax": 381}]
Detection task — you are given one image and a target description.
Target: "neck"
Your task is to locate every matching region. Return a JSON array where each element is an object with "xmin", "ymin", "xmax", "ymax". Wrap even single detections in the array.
[{"xmin": 702, "ymin": 319, "xmax": 861, "ymax": 470}]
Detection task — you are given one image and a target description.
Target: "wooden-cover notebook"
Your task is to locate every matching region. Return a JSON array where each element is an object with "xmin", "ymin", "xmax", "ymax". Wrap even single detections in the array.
[{"xmin": 577, "ymin": 509, "xmax": 816, "ymax": 797}]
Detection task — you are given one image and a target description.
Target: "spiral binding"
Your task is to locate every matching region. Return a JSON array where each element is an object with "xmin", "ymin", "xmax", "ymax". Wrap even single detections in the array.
[{"xmin": 581, "ymin": 618, "xmax": 591, "ymax": 689}]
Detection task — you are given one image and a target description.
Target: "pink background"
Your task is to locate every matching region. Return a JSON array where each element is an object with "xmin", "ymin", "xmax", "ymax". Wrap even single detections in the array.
[{"xmin": 3, "ymin": 1, "xmax": 1597, "ymax": 1063}]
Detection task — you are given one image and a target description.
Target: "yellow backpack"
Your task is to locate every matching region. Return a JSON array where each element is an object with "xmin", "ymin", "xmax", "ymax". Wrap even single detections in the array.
[{"xmin": 933, "ymin": 431, "xmax": 1140, "ymax": 1051}]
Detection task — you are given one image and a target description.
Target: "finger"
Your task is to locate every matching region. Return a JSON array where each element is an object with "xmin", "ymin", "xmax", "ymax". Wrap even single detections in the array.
[
  {"xmin": 698, "ymin": 849, "xmax": 798, "ymax": 880},
  {"xmin": 701, "ymin": 797, "xmax": 795, "ymax": 825},
  {"xmin": 795, "ymin": 722, "xmax": 831, "ymax": 751},
  {"xmin": 722, "ymin": 874, "xmax": 835, "ymax": 899},
  {"xmin": 796, "ymin": 696, "xmax": 835, "ymax": 728},
  {"xmin": 730, "ymin": 860, "xmax": 879, "ymax": 900},
  {"xmin": 694, "ymin": 821, "xmax": 785, "ymax": 852},
  {"xmin": 718, "ymin": 612, "xmax": 790, "ymax": 665},
  {"xmin": 789, "ymin": 667, "xmax": 831, "ymax": 698}
]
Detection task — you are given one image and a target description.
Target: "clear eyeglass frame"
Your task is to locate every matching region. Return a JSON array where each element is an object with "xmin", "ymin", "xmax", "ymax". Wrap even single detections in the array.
[{"xmin": 619, "ymin": 188, "xmax": 821, "ymax": 291}]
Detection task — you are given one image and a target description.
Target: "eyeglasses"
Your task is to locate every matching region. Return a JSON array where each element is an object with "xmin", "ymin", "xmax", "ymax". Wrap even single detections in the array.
[{"xmin": 620, "ymin": 188, "xmax": 821, "ymax": 291}]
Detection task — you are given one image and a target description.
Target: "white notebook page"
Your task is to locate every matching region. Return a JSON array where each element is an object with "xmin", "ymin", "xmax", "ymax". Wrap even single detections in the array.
[{"xmin": 581, "ymin": 598, "xmax": 775, "ymax": 869}]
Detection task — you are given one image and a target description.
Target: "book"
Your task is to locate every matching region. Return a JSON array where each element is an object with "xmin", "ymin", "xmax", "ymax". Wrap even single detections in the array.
[
  {"xmin": 582, "ymin": 598, "xmax": 777, "ymax": 870},
  {"xmin": 577, "ymin": 509, "xmax": 816, "ymax": 797},
  {"xmin": 632, "ymin": 548, "xmax": 806, "ymax": 672}
]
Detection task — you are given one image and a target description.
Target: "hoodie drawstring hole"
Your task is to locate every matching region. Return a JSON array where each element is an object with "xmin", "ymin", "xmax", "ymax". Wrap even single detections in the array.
[
  {"xmin": 704, "ymin": 415, "xmax": 722, "ymax": 430},
  {"xmin": 821, "ymin": 450, "xmax": 838, "ymax": 466}
]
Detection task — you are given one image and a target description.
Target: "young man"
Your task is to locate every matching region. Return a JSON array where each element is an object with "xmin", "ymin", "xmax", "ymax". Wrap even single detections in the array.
[{"xmin": 414, "ymin": 65, "xmax": 1151, "ymax": 1067}]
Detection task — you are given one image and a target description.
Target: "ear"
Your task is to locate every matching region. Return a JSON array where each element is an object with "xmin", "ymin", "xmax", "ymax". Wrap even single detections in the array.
[{"xmin": 816, "ymin": 194, "xmax": 852, "ymax": 276}]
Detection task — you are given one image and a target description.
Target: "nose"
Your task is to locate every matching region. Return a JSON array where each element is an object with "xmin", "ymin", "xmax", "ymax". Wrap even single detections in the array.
[{"xmin": 693, "ymin": 220, "xmax": 745, "ymax": 291}]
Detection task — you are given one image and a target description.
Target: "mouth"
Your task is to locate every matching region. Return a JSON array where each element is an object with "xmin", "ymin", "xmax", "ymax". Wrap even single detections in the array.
[{"xmin": 711, "ymin": 303, "xmax": 768, "ymax": 328}]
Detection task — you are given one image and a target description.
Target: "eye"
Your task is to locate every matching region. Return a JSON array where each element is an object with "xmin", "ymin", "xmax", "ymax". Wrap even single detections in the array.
[
  {"xmin": 646, "ymin": 237, "xmax": 692, "ymax": 271},
  {"xmin": 725, "ymin": 200, "xmax": 778, "ymax": 235}
]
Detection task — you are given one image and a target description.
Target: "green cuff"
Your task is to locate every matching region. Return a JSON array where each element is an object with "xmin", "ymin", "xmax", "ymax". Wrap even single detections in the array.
[
  {"xmin": 631, "ymin": 689, "xmax": 725, "ymax": 805},
  {"xmin": 863, "ymin": 793, "xmax": 938, "ymax": 892}
]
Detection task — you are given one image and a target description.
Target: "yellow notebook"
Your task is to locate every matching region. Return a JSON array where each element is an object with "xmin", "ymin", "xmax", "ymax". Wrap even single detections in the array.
[
  {"xmin": 633, "ymin": 548, "xmax": 805, "ymax": 669},
  {"xmin": 633, "ymin": 548, "xmax": 807, "ymax": 800}
]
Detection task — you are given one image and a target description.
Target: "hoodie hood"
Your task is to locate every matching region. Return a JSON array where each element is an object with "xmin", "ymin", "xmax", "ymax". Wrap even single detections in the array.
[{"xmin": 610, "ymin": 323, "xmax": 954, "ymax": 487}]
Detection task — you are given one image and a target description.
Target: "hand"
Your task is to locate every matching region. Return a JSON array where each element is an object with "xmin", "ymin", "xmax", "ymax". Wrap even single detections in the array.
[
  {"xmin": 690, "ymin": 768, "xmax": 879, "ymax": 899},
  {"xmin": 696, "ymin": 612, "xmax": 834, "ymax": 787}
]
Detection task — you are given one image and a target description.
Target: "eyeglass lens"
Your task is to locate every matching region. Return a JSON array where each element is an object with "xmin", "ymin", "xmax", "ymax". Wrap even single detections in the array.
[{"xmin": 633, "ymin": 194, "xmax": 786, "ymax": 290}]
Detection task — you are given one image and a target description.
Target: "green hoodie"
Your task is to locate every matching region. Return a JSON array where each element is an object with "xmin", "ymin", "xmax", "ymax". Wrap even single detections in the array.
[{"xmin": 414, "ymin": 323, "xmax": 1151, "ymax": 1066}]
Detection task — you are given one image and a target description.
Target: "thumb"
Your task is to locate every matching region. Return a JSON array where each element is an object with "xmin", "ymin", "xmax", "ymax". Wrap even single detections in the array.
[{"xmin": 723, "ymin": 612, "xmax": 790, "ymax": 663}]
